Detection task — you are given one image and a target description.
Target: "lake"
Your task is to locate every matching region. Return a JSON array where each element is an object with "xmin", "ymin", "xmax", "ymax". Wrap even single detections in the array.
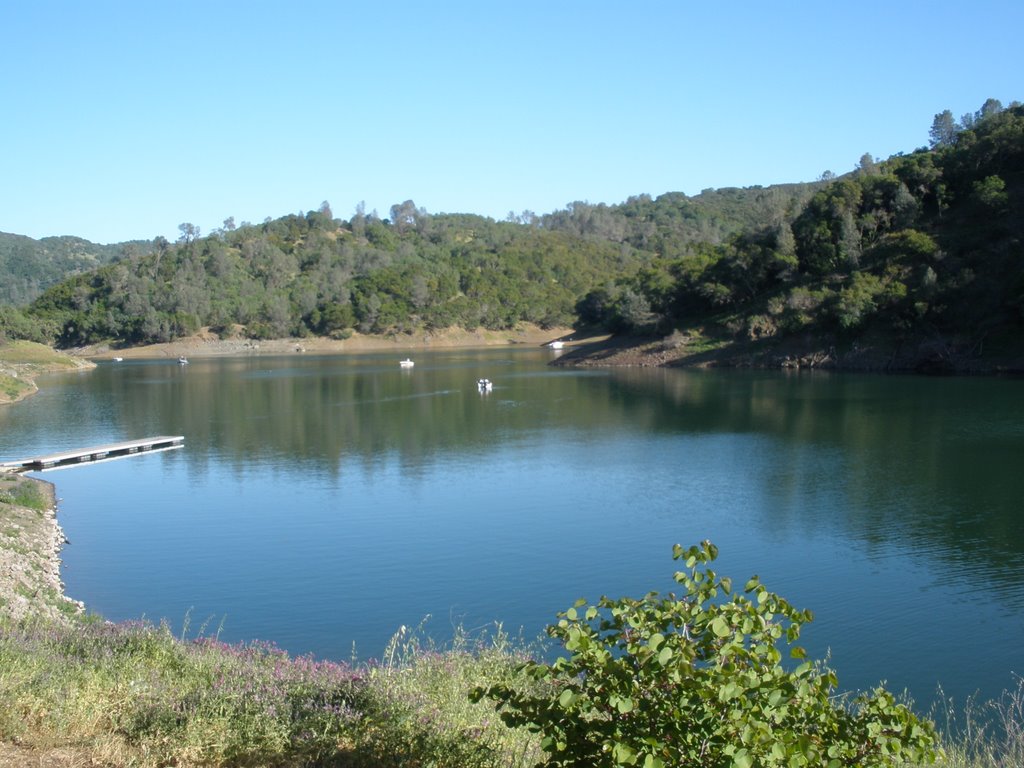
[{"xmin": 1, "ymin": 348, "xmax": 1022, "ymax": 711}]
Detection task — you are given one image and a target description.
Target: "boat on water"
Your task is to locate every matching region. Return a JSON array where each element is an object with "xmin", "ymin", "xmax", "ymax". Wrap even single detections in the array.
[
  {"xmin": 178, "ymin": 356, "xmax": 189, "ymax": 365},
  {"xmin": 400, "ymin": 358, "xmax": 415, "ymax": 368},
  {"xmin": 547, "ymin": 340, "xmax": 565, "ymax": 349},
  {"xmin": 113, "ymin": 356, "xmax": 123, "ymax": 362},
  {"xmin": 477, "ymin": 378, "xmax": 493, "ymax": 392}
]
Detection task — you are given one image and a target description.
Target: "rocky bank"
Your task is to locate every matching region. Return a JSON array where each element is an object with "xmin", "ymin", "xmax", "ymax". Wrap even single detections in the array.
[{"xmin": 0, "ymin": 474, "xmax": 83, "ymax": 623}]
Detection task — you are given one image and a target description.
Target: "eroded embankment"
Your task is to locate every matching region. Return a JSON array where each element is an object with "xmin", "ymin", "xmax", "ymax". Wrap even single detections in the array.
[
  {"xmin": 551, "ymin": 329, "xmax": 1024, "ymax": 374},
  {"xmin": 0, "ymin": 343, "xmax": 90, "ymax": 622},
  {"xmin": 0, "ymin": 474, "xmax": 83, "ymax": 622}
]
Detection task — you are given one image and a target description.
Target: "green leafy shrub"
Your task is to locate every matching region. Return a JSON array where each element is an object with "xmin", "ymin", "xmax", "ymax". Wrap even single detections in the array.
[{"xmin": 474, "ymin": 541, "xmax": 939, "ymax": 768}]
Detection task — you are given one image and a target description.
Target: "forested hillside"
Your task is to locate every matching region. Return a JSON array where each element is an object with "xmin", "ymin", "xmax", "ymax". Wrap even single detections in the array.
[
  {"xmin": 13, "ymin": 209, "xmax": 642, "ymax": 346},
  {"xmin": 0, "ymin": 233, "xmax": 150, "ymax": 305},
  {"xmin": 2, "ymin": 100, "xmax": 1021, "ymax": 371},
  {"xmin": 571, "ymin": 100, "xmax": 1024, "ymax": 369},
  {"xmin": 0, "ymin": 187, "xmax": 820, "ymax": 349}
]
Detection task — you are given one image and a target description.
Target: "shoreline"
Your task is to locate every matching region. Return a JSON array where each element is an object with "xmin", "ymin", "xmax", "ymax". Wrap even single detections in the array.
[
  {"xmin": 70, "ymin": 324, "xmax": 582, "ymax": 361},
  {"xmin": 549, "ymin": 330, "xmax": 1024, "ymax": 375},
  {"xmin": 0, "ymin": 474, "xmax": 84, "ymax": 623},
  {"xmin": 0, "ymin": 340, "xmax": 95, "ymax": 406}
]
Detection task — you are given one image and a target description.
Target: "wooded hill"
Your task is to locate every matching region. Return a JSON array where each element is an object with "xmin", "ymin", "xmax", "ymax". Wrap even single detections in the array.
[
  {"xmin": 0, "ymin": 233, "xmax": 149, "ymax": 306},
  {"xmin": 3, "ymin": 100, "xmax": 1021, "ymax": 371}
]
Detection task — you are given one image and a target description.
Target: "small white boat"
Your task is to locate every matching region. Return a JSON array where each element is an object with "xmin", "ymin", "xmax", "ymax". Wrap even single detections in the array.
[
  {"xmin": 547, "ymin": 340, "xmax": 565, "ymax": 349},
  {"xmin": 178, "ymin": 356, "xmax": 189, "ymax": 365},
  {"xmin": 400, "ymin": 358, "xmax": 415, "ymax": 368},
  {"xmin": 113, "ymin": 356, "xmax": 123, "ymax": 362},
  {"xmin": 477, "ymin": 378, "xmax": 493, "ymax": 392}
]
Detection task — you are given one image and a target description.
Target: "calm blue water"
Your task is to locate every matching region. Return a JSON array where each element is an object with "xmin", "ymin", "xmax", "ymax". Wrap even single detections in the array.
[{"xmin": 2, "ymin": 348, "xmax": 1022, "ymax": 710}]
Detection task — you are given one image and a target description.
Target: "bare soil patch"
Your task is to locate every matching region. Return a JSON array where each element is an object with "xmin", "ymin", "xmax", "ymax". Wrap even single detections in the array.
[{"xmin": 72, "ymin": 325, "xmax": 577, "ymax": 360}]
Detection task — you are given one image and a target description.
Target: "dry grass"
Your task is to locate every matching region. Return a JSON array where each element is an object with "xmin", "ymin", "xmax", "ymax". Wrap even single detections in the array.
[
  {"xmin": 0, "ymin": 617, "xmax": 538, "ymax": 768},
  {"xmin": 0, "ymin": 342, "xmax": 93, "ymax": 405},
  {"xmin": 1, "ymin": 614, "xmax": 1022, "ymax": 767},
  {"xmin": 930, "ymin": 680, "xmax": 1024, "ymax": 768},
  {"xmin": 0, "ymin": 341, "xmax": 81, "ymax": 367},
  {"xmin": 0, "ymin": 743, "xmax": 98, "ymax": 768}
]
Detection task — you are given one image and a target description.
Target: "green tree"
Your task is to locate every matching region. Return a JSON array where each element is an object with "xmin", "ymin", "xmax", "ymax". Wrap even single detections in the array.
[
  {"xmin": 929, "ymin": 110, "xmax": 958, "ymax": 148},
  {"xmin": 475, "ymin": 541, "xmax": 939, "ymax": 768},
  {"xmin": 177, "ymin": 222, "xmax": 200, "ymax": 245},
  {"xmin": 857, "ymin": 153, "xmax": 879, "ymax": 175},
  {"xmin": 971, "ymin": 174, "xmax": 1009, "ymax": 211},
  {"xmin": 962, "ymin": 98, "xmax": 1004, "ymax": 130}
]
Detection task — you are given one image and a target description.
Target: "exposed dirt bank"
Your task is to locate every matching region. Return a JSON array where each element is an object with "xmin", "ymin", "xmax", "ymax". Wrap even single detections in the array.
[
  {"xmin": 551, "ymin": 329, "xmax": 1024, "ymax": 375},
  {"xmin": 0, "ymin": 475, "xmax": 83, "ymax": 623},
  {"xmin": 70, "ymin": 324, "xmax": 579, "ymax": 360}
]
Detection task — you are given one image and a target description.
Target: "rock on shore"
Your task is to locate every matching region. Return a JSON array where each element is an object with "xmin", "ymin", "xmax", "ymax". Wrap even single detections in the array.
[{"xmin": 0, "ymin": 475, "xmax": 83, "ymax": 623}]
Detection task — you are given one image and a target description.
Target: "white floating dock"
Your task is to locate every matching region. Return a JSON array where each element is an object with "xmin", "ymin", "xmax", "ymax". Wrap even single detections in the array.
[{"xmin": 0, "ymin": 436, "xmax": 184, "ymax": 473}]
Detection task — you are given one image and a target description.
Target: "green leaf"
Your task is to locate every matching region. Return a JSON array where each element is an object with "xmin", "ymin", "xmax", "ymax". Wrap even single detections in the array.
[
  {"xmin": 649, "ymin": 632, "xmax": 664, "ymax": 651},
  {"xmin": 658, "ymin": 646, "xmax": 673, "ymax": 666},
  {"xmin": 711, "ymin": 616, "xmax": 731, "ymax": 638},
  {"xmin": 565, "ymin": 627, "xmax": 581, "ymax": 650},
  {"xmin": 558, "ymin": 688, "xmax": 576, "ymax": 708},
  {"xmin": 616, "ymin": 696, "xmax": 635, "ymax": 714},
  {"xmin": 613, "ymin": 742, "xmax": 637, "ymax": 764}
]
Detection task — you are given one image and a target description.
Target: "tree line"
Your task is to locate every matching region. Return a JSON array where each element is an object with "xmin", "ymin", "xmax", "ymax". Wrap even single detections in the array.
[
  {"xmin": 575, "ymin": 99, "xmax": 1023, "ymax": 359},
  {"xmin": 0, "ymin": 233, "xmax": 139, "ymax": 305},
  {"xmin": 1, "ymin": 99, "xmax": 1020, "ymax": 367}
]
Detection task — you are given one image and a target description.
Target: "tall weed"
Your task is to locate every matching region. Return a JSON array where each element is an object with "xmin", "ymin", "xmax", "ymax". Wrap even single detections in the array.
[
  {"xmin": 930, "ymin": 679, "xmax": 1024, "ymax": 768},
  {"xmin": 348, "ymin": 620, "xmax": 542, "ymax": 768}
]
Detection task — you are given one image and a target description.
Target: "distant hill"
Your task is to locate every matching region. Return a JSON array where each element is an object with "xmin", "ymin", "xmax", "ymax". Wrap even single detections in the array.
[{"xmin": 0, "ymin": 233, "xmax": 154, "ymax": 305}]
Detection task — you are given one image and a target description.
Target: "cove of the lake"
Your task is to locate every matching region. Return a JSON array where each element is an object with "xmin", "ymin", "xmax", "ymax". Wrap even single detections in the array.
[{"xmin": 1, "ymin": 347, "xmax": 1022, "ymax": 712}]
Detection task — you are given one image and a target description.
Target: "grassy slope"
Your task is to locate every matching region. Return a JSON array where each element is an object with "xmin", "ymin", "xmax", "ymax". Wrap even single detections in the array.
[{"xmin": 0, "ymin": 341, "xmax": 94, "ymax": 405}]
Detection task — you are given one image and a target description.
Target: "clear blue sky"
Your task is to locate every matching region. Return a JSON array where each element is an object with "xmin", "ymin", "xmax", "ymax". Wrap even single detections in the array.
[{"xmin": 2, "ymin": 1, "xmax": 1021, "ymax": 244}]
